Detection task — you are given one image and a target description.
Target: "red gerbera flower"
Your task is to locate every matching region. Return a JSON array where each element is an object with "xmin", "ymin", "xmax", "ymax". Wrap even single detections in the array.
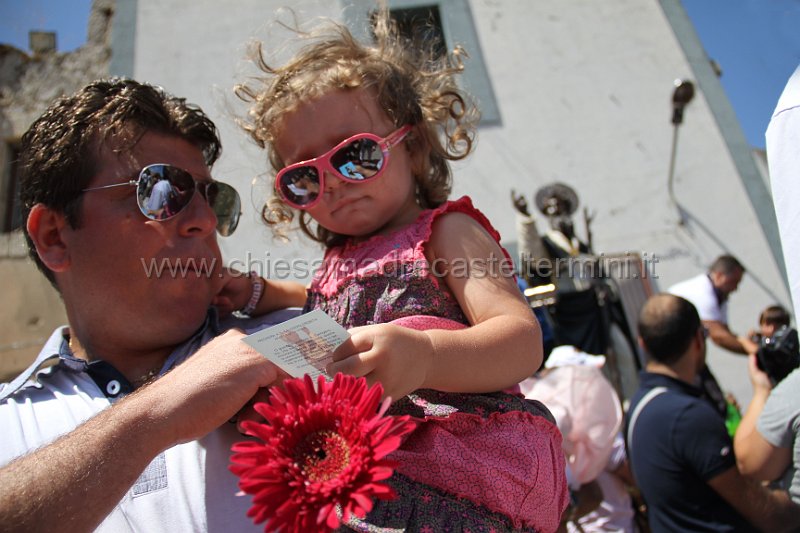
[{"xmin": 230, "ymin": 373, "xmax": 416, "ymax": 532}]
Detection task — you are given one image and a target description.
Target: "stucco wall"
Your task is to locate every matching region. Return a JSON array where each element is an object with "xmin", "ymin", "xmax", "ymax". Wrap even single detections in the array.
[{"xmin": 0, "ymin": 235, "xmax": 64, "ymax": 382}]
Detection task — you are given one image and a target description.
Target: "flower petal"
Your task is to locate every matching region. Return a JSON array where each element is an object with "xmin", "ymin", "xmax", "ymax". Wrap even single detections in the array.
[{"xmin": 230, "ymin": 374, "xmax": 405, "ymax": 531}]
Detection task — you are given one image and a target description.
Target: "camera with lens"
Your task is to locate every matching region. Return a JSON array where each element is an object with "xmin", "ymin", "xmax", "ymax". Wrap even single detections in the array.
[{"xmin": 756, "ymin": 325, "xmax": 800, "ymax": 385}]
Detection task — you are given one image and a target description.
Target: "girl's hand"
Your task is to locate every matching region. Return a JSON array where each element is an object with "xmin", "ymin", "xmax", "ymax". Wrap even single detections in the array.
[
  {"xmin": 327, "ymin": 323, "xmax": 434, "ymax": 402},
  {"xmin": 213, "ymin": 268, "xmax": 251, "ymax": 317}
]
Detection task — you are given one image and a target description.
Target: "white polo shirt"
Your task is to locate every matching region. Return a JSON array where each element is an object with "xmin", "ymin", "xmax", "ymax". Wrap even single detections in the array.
[
  {"xmin": 0, "ymin": 308, "xmax": 299, "ymax": 533},
  {"xmin": 668, "ymin": 273, "xmax": 728, "ymax": 323}
]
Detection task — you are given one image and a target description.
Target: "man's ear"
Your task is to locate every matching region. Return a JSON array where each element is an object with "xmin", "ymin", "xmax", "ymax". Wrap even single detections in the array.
[
  {"xmin": 695, "ymin": 325, "xmax": 707, "ymax": 349},
  {"xmin": 26, "ymin": 204, "xmax": 71, "ymax": 273}
]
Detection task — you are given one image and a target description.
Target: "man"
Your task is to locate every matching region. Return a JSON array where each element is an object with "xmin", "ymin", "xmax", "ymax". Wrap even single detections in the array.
[
  {"xmin": 0, "ymin": 78, "xmax": 305, "ymax": 532},
  {"xmin": 669, "ymin": 255, "xmax": 754, "ymax": 419},
  {"xmin": 143, "ymin": 175, "xmax": 175, "ymax": 218},
  {"xmin": 668, "ymin": 254, "xmax": 757, "ymax": 355},
  {"xmin": 735, "ymin": 347, "xmax": 800, "ymax": 505},
  {"xmin": 626, "ymin": 294, "xmax": 800, "ymax": 532}
]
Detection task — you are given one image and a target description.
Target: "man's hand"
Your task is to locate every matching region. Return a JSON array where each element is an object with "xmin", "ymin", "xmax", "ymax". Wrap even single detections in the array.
[
  {"xmin": 234, "ymin": 386, "xmax": 277, "ymax": 434},
  {"xmin": 144, "ymin": 329, "xmax": 284, "ymax": 445},
  {"xmin": 233, "ymin": 369, "xmax": 293, "ymax": 434},
  {"xmin": 738, "ymin": 335, "xmax": 760, "ymax": 356},
  {"xmin": 747, "ymin": 352, "xmax": 773, "ymax": 395},
  {"xmin": 0, "ymin": 329, "xmax": 285, "ymax": 533}
]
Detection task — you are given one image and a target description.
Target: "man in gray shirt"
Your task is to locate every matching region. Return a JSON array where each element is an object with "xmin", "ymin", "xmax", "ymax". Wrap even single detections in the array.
[{"xmin": 735, "ymin": 358, "xmax": 800, "ymax": 504}]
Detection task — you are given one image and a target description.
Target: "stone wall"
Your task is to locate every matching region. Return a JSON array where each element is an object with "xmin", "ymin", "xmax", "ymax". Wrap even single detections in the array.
[{"xmin": 0, "ymin": 0, "xmax": 113, "ymax": 381}]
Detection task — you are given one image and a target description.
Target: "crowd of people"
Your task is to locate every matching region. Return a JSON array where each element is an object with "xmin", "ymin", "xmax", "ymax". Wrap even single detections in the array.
[{"xmin": 1, "ymin": 5, "xmax": 799, "ymax": 533}]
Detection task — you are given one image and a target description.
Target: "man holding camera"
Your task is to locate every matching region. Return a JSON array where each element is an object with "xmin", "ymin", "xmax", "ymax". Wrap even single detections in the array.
[
  {"xmin": 735, "ymin": 336, "xmax": 800, "ymax": 505},
  {"xmin": 741, "ymin": 62, "xmax": 800, "ymax": 508},
  {"xmin": 628, "ymin": 294, "xmax": 800, "ymax": 531}
]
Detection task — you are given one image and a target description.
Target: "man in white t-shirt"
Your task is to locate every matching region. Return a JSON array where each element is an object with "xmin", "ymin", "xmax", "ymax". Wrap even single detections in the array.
[
  {"xmin": 669, "ymin": 255, "xmax": 755, "ymax": 418},
  {"xmin": 144, "ymin": 177, "xmax": 174, "ymax": 217},
  {"xmin": 767, "ymin": 63, "xmax": 800, "ymax": 315},
  {"xmin": 669, "ymin": 255, "xmax": 757, "ymax": 355}
]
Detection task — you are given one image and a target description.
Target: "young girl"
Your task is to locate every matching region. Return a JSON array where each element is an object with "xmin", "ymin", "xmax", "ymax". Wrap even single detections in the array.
[{"xmin": 236, "ymin": 10, "xmax": 567, "ymax": 532}]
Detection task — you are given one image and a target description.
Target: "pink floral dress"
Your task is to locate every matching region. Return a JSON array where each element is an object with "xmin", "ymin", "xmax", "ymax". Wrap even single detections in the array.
[{"xmin": 305, "ymin": 196, "xmax": 568, "ymax": 532}]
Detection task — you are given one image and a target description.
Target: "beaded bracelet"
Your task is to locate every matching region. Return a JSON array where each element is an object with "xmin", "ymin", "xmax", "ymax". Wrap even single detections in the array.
[{"xmin": 240, "ymin": 271, "xmax": 265, "ymax": 317}]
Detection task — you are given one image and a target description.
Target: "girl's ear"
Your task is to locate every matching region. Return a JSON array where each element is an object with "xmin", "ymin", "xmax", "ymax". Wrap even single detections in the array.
[{"xmin": 26, "ymin": 204, "xmax": 71, "ymax": 273}]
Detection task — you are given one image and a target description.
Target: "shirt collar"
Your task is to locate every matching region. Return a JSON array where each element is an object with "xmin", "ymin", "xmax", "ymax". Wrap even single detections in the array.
[
  {"xmin": 0, "ymin": 310, "xmax": 222, "ymax": 402},
  {"xmin": 0, "ymin": 307, "xmax": 301, "ymax": 403},
  {"xmin": 161, "ymin": 309, "xmax": 221, "ymax": 370},
  {"xmin": 0, "ymin": 327, "xmax": 68, "ymax": 401}
]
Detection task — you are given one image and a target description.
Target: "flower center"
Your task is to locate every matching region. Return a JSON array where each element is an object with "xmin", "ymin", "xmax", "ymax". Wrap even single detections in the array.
[{"xmin": 294, "ymin": 429, "xmax": 352, "ymax": 482}]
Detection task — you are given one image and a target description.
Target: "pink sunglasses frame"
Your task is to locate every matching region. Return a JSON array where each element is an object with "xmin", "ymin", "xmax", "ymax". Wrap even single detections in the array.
[{"xmin": 275, "ymin": 124, "xmax": 413, "ymax": 209}]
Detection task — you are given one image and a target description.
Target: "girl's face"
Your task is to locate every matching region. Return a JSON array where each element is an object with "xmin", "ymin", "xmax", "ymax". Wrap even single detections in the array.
[{"xmin": 274, "ymin": 88, "xmax": 422, "ymax": 240}]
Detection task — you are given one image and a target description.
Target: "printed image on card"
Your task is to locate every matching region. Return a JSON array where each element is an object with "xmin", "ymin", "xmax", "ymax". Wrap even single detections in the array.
[{"xmin": 243, "ymin": 309, "xmax": 350, "ymax": 380}]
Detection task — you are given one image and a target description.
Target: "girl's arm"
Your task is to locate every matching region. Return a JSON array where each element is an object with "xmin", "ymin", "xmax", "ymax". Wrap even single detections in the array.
[
  {"xmin": 330, "ymin": 212, "xmax": 542, "ymax": 400},
  {"xmin": 214, "ymin": 268, "xmax": 307, "ymax": 317},
  {"xmin": 256, "ymin": 278, "xmax": 308, "ymax": 314}
]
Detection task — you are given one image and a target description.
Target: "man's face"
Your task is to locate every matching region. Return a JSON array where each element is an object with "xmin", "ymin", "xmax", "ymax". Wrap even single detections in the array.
[
  {"xmin": 58, "ymin": 132, "xmax": 225, "ymax": 349},
  {"xmin": 712, "ymin": 268, "xmax": 743, "ymax": 296}
]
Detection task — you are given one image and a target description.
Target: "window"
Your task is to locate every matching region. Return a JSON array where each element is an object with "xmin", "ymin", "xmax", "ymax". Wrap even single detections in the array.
[
  {"xmin": 344, "ymin": 0, "xmax": 501, "ymax": 125},
  {"xmin": 2, "ymin": 141, "xmax": 22, "ymax": 233},
  {"xmin": 381, "ymin": 6, "xmax": 447, "ymax": 60}
]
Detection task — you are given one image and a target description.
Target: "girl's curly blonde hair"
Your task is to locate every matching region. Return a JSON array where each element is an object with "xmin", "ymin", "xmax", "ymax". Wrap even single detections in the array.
[{"xmin": 236, "ymin": 7, "xmax": 479, "ymax": 246}]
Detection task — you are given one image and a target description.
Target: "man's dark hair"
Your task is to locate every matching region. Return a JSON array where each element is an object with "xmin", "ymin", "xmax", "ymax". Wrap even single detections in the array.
[
  {"xmin": 709, "ymin": 254, "xmax": 745, "ymax": 276},
  {"xmin": 760, "ymin": 305, "xmax": 791, "ymax": 327},
  {"xmin": 638, "ymin": 294, "xmax": 701, "ymax": 365},
  {"xmin": 19, "ymin": 78, "xmax": 222, "ymax": 287}
]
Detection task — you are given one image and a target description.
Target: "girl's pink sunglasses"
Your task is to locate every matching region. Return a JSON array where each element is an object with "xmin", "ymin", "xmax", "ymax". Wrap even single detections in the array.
[{"xmin": 275, "ymin": 125, "xmax": 412, "ymax": 209}]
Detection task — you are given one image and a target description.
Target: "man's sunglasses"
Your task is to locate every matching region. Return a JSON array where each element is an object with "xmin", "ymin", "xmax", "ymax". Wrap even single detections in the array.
[
  {"xmin": 82, "ymin": 163, "xmax": 242, "ymax": 236},
  {"xmin": 275, "ymin": 124, "xmax": 412, "ymax": 209}
]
